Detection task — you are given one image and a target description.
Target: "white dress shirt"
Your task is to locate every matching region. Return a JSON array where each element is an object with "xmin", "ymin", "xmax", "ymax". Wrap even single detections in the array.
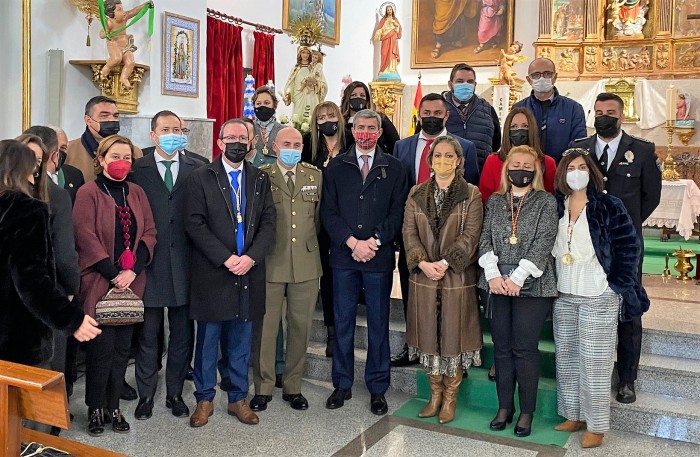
[
  {"xmin": 222, "ymin": 158, "xmax": 244, "ymax": 188},
  {"xmin": 595, "ymin": 130, "xmax": 623, "ymax": 171},
  {"xmin": 47, "ymin": 171, "xmax": 59, "ymax": 185},
  {"xmin": 154, "ymin": 151, "xmax": 181, "ymax": 184},
  {"xmin": 414, "ymin": 128, "xmax": 447, "ymax": 183},
  {"xmin": 355, "ymin": 148, "xmax": 375, "ymax": 170}
]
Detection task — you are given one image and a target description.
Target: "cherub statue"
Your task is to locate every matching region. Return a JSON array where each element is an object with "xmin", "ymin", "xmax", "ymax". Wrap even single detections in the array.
[
  {"xmin": 99, "ymin": 0, "xmax": 154, "ymax": 89},
  {"xmin": 498, "ymin": 41, "xmax": 527, "ymax": 86}
]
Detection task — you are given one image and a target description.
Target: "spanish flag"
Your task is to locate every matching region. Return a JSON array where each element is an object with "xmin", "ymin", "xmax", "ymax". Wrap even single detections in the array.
[{"xmin": 407, "ymin": 77, "xmax": 422, "ymax": 136}]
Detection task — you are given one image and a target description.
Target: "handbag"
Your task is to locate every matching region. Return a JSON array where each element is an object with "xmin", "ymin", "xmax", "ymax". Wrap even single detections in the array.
[
  {"xmin": 484, "ymin": 263, "xmax": 536, "ymax": 319},
  {"xmin": 94, "ymin": 287, "xmax": 144, "ymax": 325}
]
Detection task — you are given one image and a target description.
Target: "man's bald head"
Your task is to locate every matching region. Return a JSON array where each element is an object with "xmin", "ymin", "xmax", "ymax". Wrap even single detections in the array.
[
  {"xmin": 528, "ymin": 57, "xmax": 556, "ymax": 75},
  {"xmin": 274, "ymin": 127, "xmax": 303, "ymax": 150}
]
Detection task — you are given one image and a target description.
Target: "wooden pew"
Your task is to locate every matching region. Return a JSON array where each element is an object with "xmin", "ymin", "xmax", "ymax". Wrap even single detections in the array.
[{"xmin": 0, "ymin": 360, "xmax": 127, "ymax": 457}]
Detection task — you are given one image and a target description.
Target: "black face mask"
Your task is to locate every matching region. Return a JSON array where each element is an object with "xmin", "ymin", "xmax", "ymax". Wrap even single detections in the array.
[
  {"xmin": 594, "ymin": 115, "xmax": 619, "ymax": 138},
  {"xmin": 508, "ymin": 169, "xmax": 535, "ymax": 188},
  {"xmin": 224, "ymin": 142, "xmax": 249, "ymax": 164},
  {"xmin": 421, "ymin": 116, "xmax": 445, "ymax": 136},
  {"xmin": 255, "ymin": 106, "xmax": 275, "ymax": 122},
  {"xmin": 349, "ymin": 98, "xmax": 367, "ymax": 112},
  {"xmin": 318, "ymin": 121, "xmax": 339, "ymax": 136},
  {"xmin": 55, "ymin": 150, "xmax": 67, "ymax": 171},
  {"xmin": 97, "ymin": 120, "xmax": 120, "ymax": 137},
  {"xmin": 509, "ymin": 129, "xmax": 529, "ymax": 147}
]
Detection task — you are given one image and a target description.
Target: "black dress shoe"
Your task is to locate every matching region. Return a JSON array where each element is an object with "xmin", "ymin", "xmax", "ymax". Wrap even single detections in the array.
[
  {"xmin": 87, "ymin": 408, "xmax": 106, "ymax": 436},
  {"xmin": 134, "ymin": 397, "xmax": 154, "ymax": 420},
  {"xmin": 185, "ymin": 365, "xmax": 194, "ymax": 381},
  {"xmin": 390, "ymin": 347, "xmax": 418, "ymax": 367},
  {"xmin": 370, "ymin": 394, "xmax": 388, "ymax": 415},
  {"xmin": 616, "ymin": 382, "xmax": 636, "ymax": 403},
  {"xmin": 514, "ymin": 413, "xmax": 533, "ymax": 437},
  {"xmin": 489, "ymin": 409, "xmax": 514, "ymax": 431},
  {"xmin": 250, "ymin": 394, "xmax": 272, "ymax": 411},
  {"xmin": 325, "ymin": 388, "xmax": 352, "ymax": 409},
  {"xmin": 166, "ymin": 395, "xmax": 190, "ymax": 417},
  {"xmin": 120, "ymin": 380, "xmax": 137, "ymax": 401},
  {"xmin": 220, "ymin": 377, "xmax": 232, "ymax": 391},
  {"xmin": 275, "ymin": 373, "xmax": 283, "ymax": 388},
  {"xmin": 112, "ymin": 409, "xmax": 130, "ymax": 433},
  {"xmin": 282, "ymin": 393, "xmax": 309, "ymax": 410},
  {"xmin": 488, "ymin": 365, "xmax": 496, "ymax": 382}
]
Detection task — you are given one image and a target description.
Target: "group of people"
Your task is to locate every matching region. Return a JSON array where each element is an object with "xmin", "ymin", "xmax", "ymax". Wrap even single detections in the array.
[{"xmin": 0, "ymin": 57, "xmax": 661, "ymax": 450}]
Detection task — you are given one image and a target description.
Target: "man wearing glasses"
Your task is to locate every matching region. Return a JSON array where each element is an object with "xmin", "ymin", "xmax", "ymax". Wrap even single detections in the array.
[{"xmin": 513, "ymin": 58, "xmax": 586, "ymax": 163}]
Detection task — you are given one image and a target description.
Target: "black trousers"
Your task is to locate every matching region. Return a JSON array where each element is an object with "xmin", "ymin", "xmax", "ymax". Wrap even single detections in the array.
[
  {"xmin": 85, "ymin": 324, "xmax": 134, "ymax": 410},
  {"xmin": 617, "ymin": 234, "xmax": 645, "ymax": 383},
  {"xmin": 490, "ymin": 294, "xmax": 552, "ymax": 414},
  {"xmin": 136, "ymin": 305, "xmax": 191, "ymax": 398},
  {"xmin": 318, "ymin": 227, "xmax": 335, "ymax": 327}
]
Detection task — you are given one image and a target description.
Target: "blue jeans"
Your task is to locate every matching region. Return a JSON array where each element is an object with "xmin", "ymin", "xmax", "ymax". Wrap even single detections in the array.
[
  {"xmin": 194, "ymin": 319, "xmax": 252, "ymax": 403},
  {"xmin": 332, "ymin": 268, "xmax": 391, "ymax": 394}
]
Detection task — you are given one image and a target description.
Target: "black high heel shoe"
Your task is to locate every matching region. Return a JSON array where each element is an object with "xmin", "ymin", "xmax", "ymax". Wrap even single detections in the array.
[
  {"xmin": 87, "ymin": 408, "xmax": 106, "ymax": 436},
  {"xmin": 489, "ymin": 409, "xmax": 514, "ymax": 431},
  {"xmin": 514, "ymin": 413, "xmax": 533, "ymax": 437},
  {"xmin": 111, "ymin": 409, "xmax": 131, "ymax": 433}
]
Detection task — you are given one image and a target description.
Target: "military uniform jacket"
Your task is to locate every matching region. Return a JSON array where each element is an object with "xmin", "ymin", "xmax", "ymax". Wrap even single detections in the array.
[
  {"xmin": 262, "ymin": 161, "xmax": 323, "ymax": 283},
  {"xmin": 569, "ymin": 131, "xmax": 662, "ymax": 234}
]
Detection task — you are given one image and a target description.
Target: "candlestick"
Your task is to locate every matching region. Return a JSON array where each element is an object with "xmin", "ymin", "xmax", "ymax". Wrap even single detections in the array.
[{"xmin": 666, "ymin": 85, "xmax": 678, "ymax": 123}]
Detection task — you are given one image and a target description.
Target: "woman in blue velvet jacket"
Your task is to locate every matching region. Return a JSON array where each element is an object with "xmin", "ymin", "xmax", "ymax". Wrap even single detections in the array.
[{"xmin": 551, "ymin": 147, "xmax": 649, "ymax": 449}]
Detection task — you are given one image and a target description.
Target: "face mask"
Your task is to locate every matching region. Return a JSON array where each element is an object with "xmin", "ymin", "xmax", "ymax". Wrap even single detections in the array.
[
  {"xmin": 594, "ymin": 115, "xmax": 620, "ymax": 138},
  {"xmin": 55, "ymin": 150, "xmax": 67, "ymax": 172},
  {"xmin": 432, "ymin": 157, "xmax": 457, "ymax": 178},
  {"xmin": 354, "ymin": 131, "xmax": 379, "ymax": 150},
  {"xmin": 96, "ymin": 120, "xmax": 120, "ymax": 137},
  {"xmin": 106, "ymin": 159, "xmax": 131, "ymax": 180},
  {"xmin": 421, "ymin": 116, "xmax": 445, "ymax": 136},
  {"xmin": 318, "ymin": 121, "xmax": 339, "ymax": 136},
  {"xmin": 509, "ymin": 129, "xmax": 529, "ymax": 147},
  {"xmin": 452, "ymin": 82, "xmax": 474, "ymax": 102},
  {"xmin": 566, "ymin": 169, "xmax": 590, "ymax": 191},
  {"xmin": 349, "ymin": 98, "xmax": 367, "ymax": 112},
  {"xmin": 531, "ymin": 77, "xmax": 554, "ymax": 94},
  {"xmin": 508, "ymin": 169, "xmax": 535, "ymax": 188},
  {"xmin": 224, "ymin": 142, "xmax": 249, "ymax": 163},
  {"xmin": 177, "ymin": 134, "xmax": 188, "ymax": 151},
  {"xmin": 255, "ymin": 106, "xmax": 275, "ymax": 122},
  {"xmin": 158, "ymin": 133, "xmax": 183, "ymax": 155},
  {"xmin": 279, "ymin": 149, "xmax": 302, "ymax": 167}
]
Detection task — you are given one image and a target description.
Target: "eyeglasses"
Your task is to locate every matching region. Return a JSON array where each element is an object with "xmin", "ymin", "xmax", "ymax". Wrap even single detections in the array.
[
  {"xmin": 562, "ymin": 148, "xmax": 589, "ymax": 157},
  {"xmin": 221, "ymin": 135, "xmax": 248, "ymax": 142},
  {"xmin": 181, "ymin": 128, "xmax": 190, "ymax": 135},
  {"xmin": 529, "ymin": 71, "xmax": 555, "ymax": 80}
]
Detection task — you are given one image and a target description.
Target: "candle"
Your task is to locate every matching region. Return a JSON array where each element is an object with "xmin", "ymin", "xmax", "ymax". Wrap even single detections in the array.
[{"xmin": 666, "ymin": 85, "xmax": 677, "ymax": 122}]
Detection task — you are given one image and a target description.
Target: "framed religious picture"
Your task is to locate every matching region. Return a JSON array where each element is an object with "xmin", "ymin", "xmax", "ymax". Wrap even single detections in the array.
[
  {"xmin": 162, "ymin": 12, "xmax": 200, "ymax": 97},
  {"xmin": 411, "ymin": 0, "xmax": 515, "ymax": 68},
  {"xmin": 282, "ymin": 0, "xmax": 341, "ymax": 45}
]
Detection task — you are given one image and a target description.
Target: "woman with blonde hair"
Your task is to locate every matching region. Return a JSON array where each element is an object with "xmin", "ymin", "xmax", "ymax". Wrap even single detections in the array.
[
  {"xmin": 478, "ymin": 145, "xmax": 558, "ymax": 437},
  {"xmin": 403, "ymin": 136, "xmax": 483, "ymax": 424}
]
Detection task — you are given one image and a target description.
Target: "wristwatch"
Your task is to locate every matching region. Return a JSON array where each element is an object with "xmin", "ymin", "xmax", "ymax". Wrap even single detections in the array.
[
  {"xmin": 374, "ymin": 236, "xmax": 382, "ymax": 247},
  {"xmin": 441, "ymin": 259, "xmax": 449, "ymax": 268}
]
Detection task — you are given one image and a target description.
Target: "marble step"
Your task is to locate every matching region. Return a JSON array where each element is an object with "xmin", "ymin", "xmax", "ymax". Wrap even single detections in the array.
[
  {"xmin": 641, "ymin": 328, "xmax": 700, "ymax": 361},
  {"xmin": 625, "ymin": 354, "xmax": 700, "ymax": 401}
]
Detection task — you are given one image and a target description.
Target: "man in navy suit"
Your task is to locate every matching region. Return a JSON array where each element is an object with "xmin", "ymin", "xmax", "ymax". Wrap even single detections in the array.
[{"xmin": 390, "ymin": 92, "xmax": 479, "ymax": 367}]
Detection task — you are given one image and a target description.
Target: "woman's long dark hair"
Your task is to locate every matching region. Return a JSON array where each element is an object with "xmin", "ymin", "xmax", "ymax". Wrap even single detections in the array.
[
  {"xmin": 340, "ymin": 81, "xmax": 371, "ymax": 121},
  {"xmin": 15, "ymin": 134, "xmax": 50, "ymax": 203},
  {"xmin": 0, "ymin": 139, "xmax": 39, "ymax": 197},
  {"xmin": 498, "ymin": 107, "xmax": 543, "ymax": 162},
  {"xmin": 310, "ymin": 101, "xmax": 346, "ymax": 163}
]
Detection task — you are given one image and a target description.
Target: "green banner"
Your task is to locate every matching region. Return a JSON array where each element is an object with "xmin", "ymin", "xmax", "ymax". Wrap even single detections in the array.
[{"xmin": 98, "ymin": 0, "xmax": 154, "ymax": 40}]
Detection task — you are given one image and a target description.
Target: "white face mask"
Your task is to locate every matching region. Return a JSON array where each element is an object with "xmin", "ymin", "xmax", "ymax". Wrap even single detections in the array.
[
  {"xmin": 566, "ymin": 169, "xmax": 590, "ymax": 191},
  {"xmin": 531, "ymin": 77, "xmax": 554, "ymax": 94}
]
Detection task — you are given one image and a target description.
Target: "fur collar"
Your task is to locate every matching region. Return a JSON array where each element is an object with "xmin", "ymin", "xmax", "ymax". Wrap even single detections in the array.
[{"xmin": 412, "ymin": 176, "xmax": 470, "ymax": 239}]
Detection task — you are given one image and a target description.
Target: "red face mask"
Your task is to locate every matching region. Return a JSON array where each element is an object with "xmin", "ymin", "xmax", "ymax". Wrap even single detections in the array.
[
  {"xmin": 354, "ymin": 131, "xmax": 379, "ymax": 150},
  {"xmin": 106, "ymin": 159, "xmax": 131, "ymax": 180}
]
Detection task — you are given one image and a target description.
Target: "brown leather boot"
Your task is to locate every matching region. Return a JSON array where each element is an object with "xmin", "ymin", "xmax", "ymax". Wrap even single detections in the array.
[
  {"xmin": 228, "ymin": 400, "xmax": 259, "ymax": 425},
  {"xmin": 189, "ymin": 400, "xmax": 213, "ymax": 427},
  {"xmin": 418, "ymin": 374, "xmax": 443, "ymax": 418},
  {"xmin": 554, "ymin": 419, "xmax": 586, "ymax": 432},
  {"xmin": 439, "ymin": 369, "xmax": 463, "ymax": 424},
  {"xmin": 581, "ymin": 431, "xmax": 604, "ymax": 448}
]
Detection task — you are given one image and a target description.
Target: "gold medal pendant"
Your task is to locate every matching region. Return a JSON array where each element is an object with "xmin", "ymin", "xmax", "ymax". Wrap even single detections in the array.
[
  {"xmin": 262, "ymin": 147, "xmax": 269, "ymax": 155},
  {"xmin": 509, "ymin": 234, "xmax": 518, "ymax": 245},
  {"xmin": 562, "ymin": 252, "xmax": 574, "ymax": 265},
  {"xmin": 237, "ymin": 213, "xmax": 243, "ymax": 224}
]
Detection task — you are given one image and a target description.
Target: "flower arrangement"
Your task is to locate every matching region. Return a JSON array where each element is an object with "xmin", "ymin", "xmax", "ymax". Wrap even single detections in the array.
[{"xmin": 279, "ymin": 106, "xmax": 311, "ymax": 133}]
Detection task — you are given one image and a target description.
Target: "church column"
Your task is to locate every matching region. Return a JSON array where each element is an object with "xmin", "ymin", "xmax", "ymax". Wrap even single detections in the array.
[
  {"xmin": 584, "ymin": 0, "xmax": 601, "ymax": 40},
  {"xmin": 539, "ymin": 0, "xmax": 552, "ymax": 38},
  {"xmin": 657, "ymin": 0, "xmax": 673, "ymax": 35}
]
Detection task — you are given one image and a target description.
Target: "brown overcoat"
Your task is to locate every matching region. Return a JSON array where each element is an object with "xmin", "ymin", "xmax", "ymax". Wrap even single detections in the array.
[{"xmin": 403, "ymin": 176, "xmax": 483, "ymax": 358}]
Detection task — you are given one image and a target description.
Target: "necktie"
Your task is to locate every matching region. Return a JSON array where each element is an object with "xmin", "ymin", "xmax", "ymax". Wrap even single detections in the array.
[
  {"xmin": 163, "ymin": 160, "xmax": 174, "ymax": 192},
  {"xmin": 361, "ymin": 155, "xmax": 370, "ymax": 183},
  {"xmin": 229, "ymin": 170, "xmax": 245, "ymax": 255},
  {"xmin": 598, "ymin": 144, "xmax": 609, "ymax": 172},
  {"xmin": 57, "ymin": 169, "xmax": 65, "ymax": 188},
  {"xmin": 417, "ymin": 139, "xmax": 434, "ymax": 184},
  {"xmin": 286, "ymin": 170, "xmax": 295, "ymax": 195}
]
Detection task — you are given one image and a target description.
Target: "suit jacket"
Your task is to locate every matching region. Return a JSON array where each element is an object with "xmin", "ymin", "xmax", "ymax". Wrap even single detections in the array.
[
  {"xmin": 250, "ymin": 122, "xmax": 285, "ymax": 167},
  {"xmin": 261, "ymin": 162, "xmax": 323, "ymax": 283},
  {"xmin": 48, "ymin": 182, "xmax": 81, "ymax": 296},
  {"xmin": 394, "ymin": 133, "xmax": 480, "ymax": 186},
  {"xmin": 131, "ymin": 152, "xmax": 205, "ymax": 307},
  {"xmin": 569, "ymin": 131, "xmax": 662, "ymax": 235},
  {"xmin": 59, "ymin": 164, "xmax": 85, "ymax": 205},
  {"xmin": 185, "ymin": 158, "xmax": 276, "ymax": 322},
  {"xmin": 141, "ymin": 146, "xmax": 210, "ymax": 164},
  {"xmin": 65, "ymin": 136, "xmax": 143, "ymax": 181}
]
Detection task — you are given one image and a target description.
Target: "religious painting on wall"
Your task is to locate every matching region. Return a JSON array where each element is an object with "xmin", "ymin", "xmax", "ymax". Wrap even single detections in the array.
[
  {"xmin": 675, "ymin": 0, "xmax": 700, "ymax": 37},
  {"xmin": 605, "ymin": 0, "xmax": 652, "ymax": 40},
  {"xmin": 551, "ymin": 0, "xmax": 585, "ymax": 40},
  {"xmin": 162, "ymin": 12, "xmax": 200, "ymax": 98},
  {"xmin": 282, "ymin": 0, "xmax": 341, "ymax": 45},
  {"xmin": 411, "ymin": 0, "xmax": 515, "ymax": 68}
]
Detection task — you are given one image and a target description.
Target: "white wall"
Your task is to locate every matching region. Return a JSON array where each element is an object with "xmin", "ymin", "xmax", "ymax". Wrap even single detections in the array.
[{"xmin": 0, "ymin": 0, "xmax": 24, "ymax": 139}]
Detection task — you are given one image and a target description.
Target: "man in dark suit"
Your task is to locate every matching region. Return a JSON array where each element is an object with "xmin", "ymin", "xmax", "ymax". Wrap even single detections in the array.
[
  {"xmin": 185, "ymin": 119, "xmax": 276, "ymax": 427},
  {"xmin": 569, "ymin": 92, "xmax": 662, "ymax": 404},
  {"xmin": 142, "ymin": 118, "xmax": 210, "ymax": 164},
  {"xmin": 391, "ymin": 93, "xmax": 479, "ymax": 367},
  {"xmin": 131, "ymin": 110, "xmax": 204, "ymax": 421},
  {"xmin": 47, "ymin": 127, "xmax": 85, "ymax": 205},
  {"xmin": 321, "ymin": 110, "xmax": 409, "ymax": 416}
]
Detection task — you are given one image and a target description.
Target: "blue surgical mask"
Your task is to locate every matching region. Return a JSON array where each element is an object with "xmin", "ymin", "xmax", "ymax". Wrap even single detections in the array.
[
  {"xmin": 158, "ymin": 133, "xmax": 183, "ymax": 155},
  {"xmin": 453, "ymin": 82, "xmax": 475, "ymax": 102},
  {"xmin": 279, "ymin": 149, "xmax": 301, "ymax": 167},
  {"xmin": 177, "ymin": 134, "xmax": 188, "ymax": 151}
]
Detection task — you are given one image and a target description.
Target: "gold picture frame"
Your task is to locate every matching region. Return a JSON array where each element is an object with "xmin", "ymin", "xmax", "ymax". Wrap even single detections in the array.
[
  {"xmin": 282, "ymin": 0, "xmax": 341, "ymax": 46},
  {"xmin": 411, "ymin": 0, "xmax": 515, "ymax": 68}
]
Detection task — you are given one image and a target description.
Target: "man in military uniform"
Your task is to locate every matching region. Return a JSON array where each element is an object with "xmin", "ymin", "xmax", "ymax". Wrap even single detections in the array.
[
  {"xmin": 569, "ymin": 92, "xmax": 662, "ymax": 404},
  {"xmin": 251, "ymin": 127, "xmax": 323, "ymax": 412}
]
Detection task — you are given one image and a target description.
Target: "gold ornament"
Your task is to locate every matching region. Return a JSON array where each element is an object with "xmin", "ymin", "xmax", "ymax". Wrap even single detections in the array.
[
  {"xmin": 509, "ymin": 235, "xmax": 518, "ymax": 245},
  {"xmin": 562, "ymin": 252, "xmax": 574, "ymax": 265},
  {"xmin": 67, "ymin": 0, "xmax": 99, "ymax": 46},
  {"xmin": 289, "ymin": 14, "xmax": 323, "ymax": 48}
]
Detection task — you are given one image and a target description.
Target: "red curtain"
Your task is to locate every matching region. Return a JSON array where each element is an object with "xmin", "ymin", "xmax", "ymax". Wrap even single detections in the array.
[
  {"xmin": 207, "ymin": 17, "xmax": 243, "ymax": 159},
  {"xmin": 252, "ymin": 31, "xmax": 275, "ymax": 88}
]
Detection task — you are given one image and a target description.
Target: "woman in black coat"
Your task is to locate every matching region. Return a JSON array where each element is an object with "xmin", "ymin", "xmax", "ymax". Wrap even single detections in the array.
[
  {"xmin": 340, "ymin": 81, "xmax": 400, "ymax": 156},
  {"xmin": 0, "ymin": 139, "xmax": 100, "ymax": 366}
]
